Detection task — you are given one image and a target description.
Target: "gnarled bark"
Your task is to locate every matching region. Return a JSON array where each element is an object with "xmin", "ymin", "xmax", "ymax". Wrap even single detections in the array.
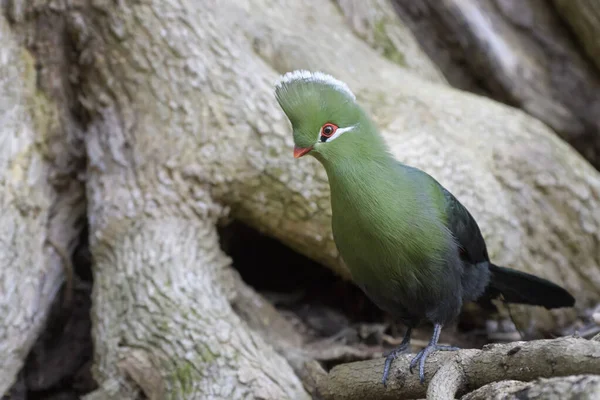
[{"xmin": 83, "ymin": 219, "xmax": 307, "ymax": 399}]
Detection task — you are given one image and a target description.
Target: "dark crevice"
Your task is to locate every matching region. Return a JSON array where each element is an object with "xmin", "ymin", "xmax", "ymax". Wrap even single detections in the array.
[
  {"xmin": 218, "ymin": 220, "xmax": 494, "ymax": 360},
  {"xmin": 219, "ymin": 220, "xmax": 385, "ymax": 327},
  {"xmin": 2, "ymin": 220, "xmax": 96, "ymax": 400},
  {"xmin": 72, "ymin": 223, "xmax": 93, "ymax": 283},
  {"xmin": 19, "ymin": 222, "xmax": 96, "ymax": 400},
  {"xmin": 2, "ymin": 5, "xmax": 97, "ymax": 400}
]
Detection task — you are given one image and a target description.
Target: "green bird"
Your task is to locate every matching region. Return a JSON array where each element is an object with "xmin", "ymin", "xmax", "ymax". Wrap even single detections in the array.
[{"xmin": 274, "ymin": 70, "xmax": 575, "ymax": 385}]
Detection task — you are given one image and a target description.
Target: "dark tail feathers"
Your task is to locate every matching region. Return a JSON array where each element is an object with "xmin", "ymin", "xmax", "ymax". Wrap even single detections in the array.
[{"xmin": 484, "ymin": 264, "xmax": 575, "ymax": 309}]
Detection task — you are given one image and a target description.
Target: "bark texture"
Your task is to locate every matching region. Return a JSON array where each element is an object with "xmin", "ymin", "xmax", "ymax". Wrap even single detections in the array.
[
  {"xmin": 335, "ymin": 0, "xmax": 447, "ymax": 84},
  {"xmin": 392, "ymin": 0, "xmax": 600, "ymax": 168},
  {"xmin": 84, "ymin": 220, "xmax": 307, "ymax": 399},
  {"xmin": 0, "ymin": 11, "xmax": 82, "ymax": 395}
]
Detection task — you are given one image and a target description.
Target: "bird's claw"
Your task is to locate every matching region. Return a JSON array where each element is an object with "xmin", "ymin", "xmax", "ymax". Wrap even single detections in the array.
[
  {"xmin": 381, "ymin": 343, "xmax": 410, "ymax": 387},
  {"xmin": 408, "ymin": 348, "xmax": 425, "ymax": 374},
  {"xmin": 409, "ymin": 344, "xmax": 460, "ymax": 384}
]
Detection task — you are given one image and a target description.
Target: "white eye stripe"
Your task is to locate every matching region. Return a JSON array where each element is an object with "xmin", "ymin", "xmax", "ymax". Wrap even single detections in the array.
[
  {"xmin": 325, "ymin": 125, "xmax": 355, "ymax": 142},
  {"xmin": 318, "ymin": 124, "xmax": 357, "ymax": 143}
]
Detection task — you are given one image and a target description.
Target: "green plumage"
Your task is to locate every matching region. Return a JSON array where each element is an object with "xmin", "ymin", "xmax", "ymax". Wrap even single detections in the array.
[
  {"xmin": 274, "ymin": 70, "xmax": 575, "ymax": 384},
  {"xmin": 326, "ymin": 155, "xmax": 467, "ymax": 325}
]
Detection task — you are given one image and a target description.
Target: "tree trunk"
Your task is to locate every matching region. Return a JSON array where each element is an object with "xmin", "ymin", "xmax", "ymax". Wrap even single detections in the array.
[
  {"xmin": 1, "ymin": 0, "xmax": 600, "ymax": 398},
  {"xmin": 84, "ymin": 220, "xmax": 307, "ymax": 399}
]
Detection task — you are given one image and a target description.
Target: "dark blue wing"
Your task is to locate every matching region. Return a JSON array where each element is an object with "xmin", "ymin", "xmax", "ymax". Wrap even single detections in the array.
[{"xmin": 441, "ymin": 187, "xmax": 490, "ymax": 265}]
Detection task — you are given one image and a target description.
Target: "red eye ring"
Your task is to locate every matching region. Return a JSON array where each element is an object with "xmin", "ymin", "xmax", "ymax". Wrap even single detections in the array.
[{"xmin": 321, "ymin": 123, "xmax": 338, "ymax": 138}]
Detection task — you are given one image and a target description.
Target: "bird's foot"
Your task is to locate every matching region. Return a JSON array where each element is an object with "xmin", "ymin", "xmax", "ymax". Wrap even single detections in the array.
[
  {"xmin": 408, "ymin": 344, "xmax": 460, "ymax": 384},
  {"xmin": 381, "ymin": 342, "xmax": 410, "ymax": 387}
]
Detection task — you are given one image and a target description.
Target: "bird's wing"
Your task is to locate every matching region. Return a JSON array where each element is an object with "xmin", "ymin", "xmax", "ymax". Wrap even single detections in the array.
[
  {"xmin": 397, "ymin": 162, "xmax": 490, "ymax": 264},
  {"xmin": 440, "ymin": 187, "xmax": 490, "ymax": 264}
]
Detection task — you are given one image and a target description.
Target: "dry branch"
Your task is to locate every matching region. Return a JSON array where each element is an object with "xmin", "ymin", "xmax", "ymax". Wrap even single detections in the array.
[{"xmin": 316, "ymin": 337, "xmax": 600, "ymax": 399}]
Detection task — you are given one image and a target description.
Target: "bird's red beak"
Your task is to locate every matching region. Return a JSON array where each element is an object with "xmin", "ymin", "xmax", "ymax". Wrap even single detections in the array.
[{"xmin": 293, "ymin": 145, "xmax": 313, "ymax": 158}]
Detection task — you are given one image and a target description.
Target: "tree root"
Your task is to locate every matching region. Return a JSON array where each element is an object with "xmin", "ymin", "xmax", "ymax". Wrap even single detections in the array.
[
  {"xmin": 316, "ymin": 337, "xmax": 600, "ymax": 399},
  {"xmin": 464, "ymin": 375, "xmax": 600, "ymax": 399},
  {"xmin": 229, "ymin": 269, "xmax": 327, "ymax": 395}
]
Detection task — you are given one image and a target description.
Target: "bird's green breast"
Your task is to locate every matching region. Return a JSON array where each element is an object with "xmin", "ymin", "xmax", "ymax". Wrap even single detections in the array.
[{"xmin": 324, "ymin": 158, "xmax": 452, "ymax": 300}]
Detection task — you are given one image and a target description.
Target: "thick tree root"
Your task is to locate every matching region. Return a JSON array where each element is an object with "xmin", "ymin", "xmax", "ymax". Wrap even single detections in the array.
[
  {"xmin": 316, "ymin": 337, "xmax": 600, "ymax": 399},
  {"xmin": 230, "ymin": 269, "xmax": 327, "ymax": 395}
]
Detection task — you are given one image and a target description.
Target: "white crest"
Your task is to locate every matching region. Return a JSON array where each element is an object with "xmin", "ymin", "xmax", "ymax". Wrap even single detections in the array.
[{"xmin": 275, "ymin": 70, "xmax": 356, "ymax": 101}]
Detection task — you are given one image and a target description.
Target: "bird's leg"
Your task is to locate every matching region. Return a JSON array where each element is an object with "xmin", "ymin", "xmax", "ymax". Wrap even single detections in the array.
[
  {"xmin": 408, "ymin": 324, "xmax": 460, "ymax": 384},
  {"xmin": 381, "ymin": 327, "xmax": 412, "ymax": 386}
]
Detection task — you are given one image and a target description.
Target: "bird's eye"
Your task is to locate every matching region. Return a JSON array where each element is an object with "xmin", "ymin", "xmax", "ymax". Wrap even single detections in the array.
[{"xmin": 320, "ymin": 123, "xmax": 338, "ymax": 140}]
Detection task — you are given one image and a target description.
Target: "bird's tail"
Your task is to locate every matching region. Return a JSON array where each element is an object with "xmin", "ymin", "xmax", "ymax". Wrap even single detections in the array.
[{"xmin": 484, "ymin": 264, "xmax": 575, "ymax": 309}]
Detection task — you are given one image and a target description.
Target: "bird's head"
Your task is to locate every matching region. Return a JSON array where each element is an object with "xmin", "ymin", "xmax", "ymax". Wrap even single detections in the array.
[{"xmin": 274, "ymin": 70, "xmax": 377, "ymax": 162}]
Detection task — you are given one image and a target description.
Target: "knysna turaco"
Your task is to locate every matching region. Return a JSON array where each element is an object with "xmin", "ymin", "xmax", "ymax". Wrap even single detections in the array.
[{"xmin": 274, "ymin": 70, "xmax": 575, "ymax": 385}]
